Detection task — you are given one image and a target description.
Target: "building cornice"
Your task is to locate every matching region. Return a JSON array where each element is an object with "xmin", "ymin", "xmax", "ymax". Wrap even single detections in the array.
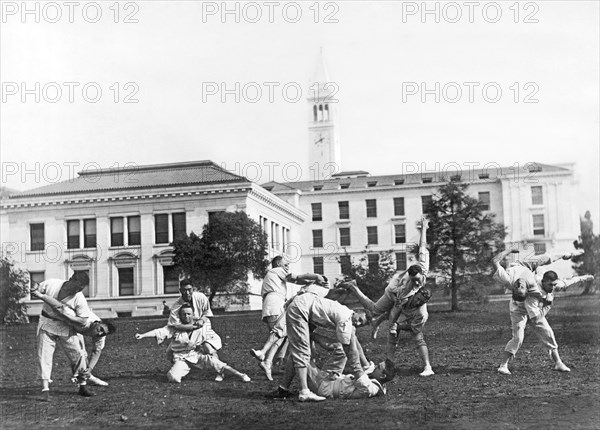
[
  {"xmin": 1, "ymin": 183, "xmax": 254, "ymax": 210},
  {"xmin": 248, "ymin": 185, "xmax": 307, "ymax": 223}
]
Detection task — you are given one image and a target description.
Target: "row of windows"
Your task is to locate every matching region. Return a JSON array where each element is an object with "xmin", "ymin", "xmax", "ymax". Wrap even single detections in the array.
[
  {"xmin": 311, "ymin": 193, "xmax": 491, "ymax": 222},
  {"xmin": 312, "ymin": 252, "xmax": 408, "ymax": 275},
  {"xmin": 313, "ymin": 241, "xmax": 547, "ymax": 276},
  {"xmin": 29, "ymin": 213, "xmax": 187, "ymax": 251},
  {"xmin": 313, "ymin": 212, "xmax": 546, "ymax": 249},
  {"xmin": 313, "ymin": 224, "xmax": 408, "ymax": 248},
  {"xmin": 29, "ymin": 265, "xmax": 181, "ymax": 298}
]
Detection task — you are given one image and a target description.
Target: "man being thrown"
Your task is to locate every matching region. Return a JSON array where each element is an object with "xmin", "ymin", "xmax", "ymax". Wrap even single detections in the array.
[
  {"xmin": 271, "ymin": 332, "xmax": 393, "ymax": 400},
  {"xmin": 34, "ymin": 271, "xmax": 95, "ymax": 399},
  {"xmin": 493, "ymin": 248, "xmax": 593, "ymax": 375},
  {"xmin": 251, "ymin": 255, "xmax": 327, "ymax": 380},
  {"xmin": 285, "ymin": 289, "xmax": 372, "ymax": 402},
  {"xmin": 136, "ymin": 303, "xmax": 251, "ymax": 383},
  {"xmin": 30, "ymin": 285, "xmax": 116, "ymax": 387},
  {"xmin": 341, "ymin": 216, "xmax": 434, "ymax": 377}
]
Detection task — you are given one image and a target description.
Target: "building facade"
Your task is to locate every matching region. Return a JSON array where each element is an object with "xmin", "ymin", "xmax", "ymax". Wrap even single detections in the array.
[
  {"xmin": 264, "ymin": 163, "xmax": 580, "ymax": 281},
  {"xmin": 1, "ymin": 161, "xmax": 305, "ymax": 317}
]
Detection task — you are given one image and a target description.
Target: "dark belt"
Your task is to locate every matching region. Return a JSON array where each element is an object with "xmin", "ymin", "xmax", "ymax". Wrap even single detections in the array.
[{"xmin": 41, "ymin": 310, "xmax": 62, "ymax": 321}]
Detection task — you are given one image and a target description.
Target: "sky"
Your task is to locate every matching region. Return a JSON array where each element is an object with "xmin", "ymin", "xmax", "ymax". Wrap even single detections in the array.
[{"xmin": 1, "ymin": 1, "xmax": 599, "ymax": 228}]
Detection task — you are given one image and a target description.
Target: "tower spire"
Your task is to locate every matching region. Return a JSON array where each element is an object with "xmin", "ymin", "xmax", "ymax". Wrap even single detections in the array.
[{"xmin": 307, "ymin": 47, "xmax": 341, "ymax": 180}]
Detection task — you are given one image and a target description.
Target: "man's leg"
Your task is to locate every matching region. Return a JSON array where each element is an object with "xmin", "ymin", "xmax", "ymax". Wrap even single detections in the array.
[
  {"xmin": 167, "ymin": 360, "xmax": 191, "ymax": 383},
  {"xmin": 407, "ymin": 306, "xmax": 433, "ymax": 376},
  {"xmin": 252, "ymin": 315, "xmax": 286, "ymax": 380},
  {"xmin": 37, "ymin": 330, "xmax": 56, "ymax": 398},
  {"xmin": 60, "ymin": 334, "xmax": 93, "ymax": 397},
  {"xmin": 498, "ymin": 306, "xmax": 527, "ymax": 375},
  {"xmin": 286, "ymin": 302, "xmax": 325, "ymax": 402},
  {"xmin": 532, "ymin": 316, "xmax": 569, "ymax": 371}
]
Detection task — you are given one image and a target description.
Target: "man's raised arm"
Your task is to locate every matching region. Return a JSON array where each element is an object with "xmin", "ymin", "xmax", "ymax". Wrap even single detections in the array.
[
  {"xmin": 492, "ymin": 249, "xmax": 515, "ymax": 288},
  {"xmin": 416, "ymin": 217, "xmax": 430, "ymax": 275}
]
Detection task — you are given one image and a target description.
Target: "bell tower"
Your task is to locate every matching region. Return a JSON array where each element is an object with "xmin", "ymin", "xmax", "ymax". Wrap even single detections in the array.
[{"xmin": 308, "ymin": 48, "xmax": 341, "ymax": 181}]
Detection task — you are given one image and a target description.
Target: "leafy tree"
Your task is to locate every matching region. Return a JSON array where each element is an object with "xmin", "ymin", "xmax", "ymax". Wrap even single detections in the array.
[
  {"xmin": 425, "ymin": 180, "xmax": 506, "ymax": 311},
  {"xmin": 338, "ymin": 249, "xmax": 397, "ymax": 300},
  {"xmin": 0, "ymin": 256, "xmax": 30, "ymax": 325},
  {"xmin": 172, "ymin": 211, "xmax": 269, "ymax": 306},
  {"xmin": 573, "ymin": 211, "xmax": 600, "ymax": 295}
]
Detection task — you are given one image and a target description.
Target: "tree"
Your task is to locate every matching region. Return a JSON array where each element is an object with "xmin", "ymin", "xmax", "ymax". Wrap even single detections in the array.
[
  {"xmin": 572, "ymin": 211, "xmax": 600, "ymax": 295},
  {"xmin": 338, "ymin": 249, "xmax": 397, "ymax": 301},
  {"xmin": 425, "ymin": 180, "xmax": 506, "ymax": 311},
  {"xmin": 172, "ymin": 211, "xmax": 269, "ymax": 306},
  {"xmin": 0, "ymin": 256, "xmax": 30, "ymax": 325}
]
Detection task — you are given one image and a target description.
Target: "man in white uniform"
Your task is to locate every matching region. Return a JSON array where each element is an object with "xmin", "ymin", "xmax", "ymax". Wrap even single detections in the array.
[
  {"xmin": 285, "ymin": 292, "xmax": 370, "ymax": 402},
  {"xmin": 35, "ymin": 272, "xmax": 94, "ymax": 400},
  {"xmin": 251, "ymin": 255, "xmax": 326, "ymax": 380},
  {"xmin": 30, "ymin": 286, "xmax": 116, "ymax": 386},
  {"xmin": 493, "ymin": 248, "xmax": 593, "ymax": 375},
  {"xmin": 342, "ymin": 217, "xmax": 434, "ymax": 377}
]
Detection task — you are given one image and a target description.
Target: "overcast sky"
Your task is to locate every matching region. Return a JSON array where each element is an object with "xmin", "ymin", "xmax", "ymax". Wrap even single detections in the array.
[{"xmin": 1, "ymin": 1, "xmax": 598, "ymax": 227}]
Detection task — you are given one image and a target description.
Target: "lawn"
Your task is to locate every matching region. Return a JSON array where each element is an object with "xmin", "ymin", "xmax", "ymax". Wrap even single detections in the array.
[{"xmin": 1, "ymin": 295, "xmax": 599, "ymax": 430}]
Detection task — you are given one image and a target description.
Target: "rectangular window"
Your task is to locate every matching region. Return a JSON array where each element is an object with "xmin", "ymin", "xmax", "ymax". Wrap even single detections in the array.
[
  {"xmin": 155, "ymin": 214, "xmax": 169, "ymax": 244},
  {"xmin": 172, "ymin": 212, "xmax": 187, "ymax": 241},
  {"xmin": 394, "ymin": 179, "xmax": 405, "ymax": 185},
  {"xmin": 338, "ymin": 201, "xmax": 349, "ymax": 220},
  {"xmin": 367, "ymin": 181, "xmax": 378, "ymax": 188},
  {"xmin": 311, "ymin": 203, "xmax": 322, "ymax": 221},
  {"xmin": 394, "ymin": 224, "xmax": 406, "ymax": 244},
  {"xmin": 367, "ymin": 226, "xmax": 378, "ymax": 245},
  {"xmin": 531, "ymin": 186, "xmax": 543, "ymax": 205},
  {"xmin": 30, "ymin": 223, "xmax": 45, "ymax": 251},
  {"xmin": 339, "ymin": 227, "xmax": 351, "ymax": 247},
  {"xmin": 393, "ymin": 197, "xmax": 405, "ymax": 216},
  {"xmin": 533, "ymin": 214, "xmax": 545, "ymax": 236},
  {"xmin": 67, "ymin": 220, "xmax": 80, "ymax": 249},
  {"xmin": 83, "ymin": 219, "xmax": 96, "ymax": 248},
  {"xmin": 396, "ymin": 252, "xmax": 407, "ymax": 271},
  {"xmin": 208, "ymin": 211, "xmax": 224, "ymax": 224},
  {"xmin": 534, "ymin": 243, "xmax": 547, "ymax": 255},
  {"xmin": 128, "ymin": 216, "xmax": 141, "ymax": 246},
  {"xmin": 74, "ymin": 269, "xmax": 90, "ymax": 297},
  {"xmin": 340, "ymin": 255, "xmax": 351, "ymax": 275},
  {"xmin": 29, "ymin": 271, "xmax": 45, "ymax": 289},
  {"xmin": 163, "ymin": 265, "xmax": 180, "ymax": 294},
  {"xmin": 118, "ymin": 267, "xmax": 134, "ymax": 296},
  {"xmin": 422, "ymin": 177, "xmax": 433, "ymax": 184},
  {"xmin": 478, "ymin": 192, "xmax": 491, "ymax": 211},
  {"xmin": 421, "ymin": 195, "xmax": 433, "ymax": 213},
  {"xmin": 111, "ymin": 217, "xmax": 124, "ymax": 247},
  {"xmin": 368, "ymin": 254, "xmax": 379, "ymax": 272},
  {"xmin": 313, "ymin": 257, "xmax": 324, "ymax": 275},
  {"xmin": 340, "ymin": 183, "xmax": 350, "ymax": 189},
  {"xmin": 313, "ymin": 185, "xmax": 323, "ymax": 191},
  {"xmin": 366, "ymin": 199, "xmax": 377, "ymax": 218},
  {"xmin": 312, "ymin": 230, "xmax": 323, "ymax": 248}
]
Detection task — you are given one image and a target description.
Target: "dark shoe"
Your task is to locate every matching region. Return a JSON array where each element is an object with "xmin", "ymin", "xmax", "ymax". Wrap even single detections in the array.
[
  {"xmin": 40, "ymin": 390, "xmax": 51, "ymax": 402},
  {"xmin": 265, "ymin": 386, "xmax": 293, "ymax": 399},
  {"xmin": 78, "ymin": 385, "xmax": 95, "ymax": 397}
]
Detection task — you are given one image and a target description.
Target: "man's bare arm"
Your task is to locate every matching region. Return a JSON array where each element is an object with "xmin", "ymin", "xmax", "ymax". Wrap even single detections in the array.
[{"xmin": 31, "ymin": 290, "xmax": 88, "ymax": 327}]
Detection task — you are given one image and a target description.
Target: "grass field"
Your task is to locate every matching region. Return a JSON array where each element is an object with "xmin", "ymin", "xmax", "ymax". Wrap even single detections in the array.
[{"xmin": 1, "ymin": 294, "xmax": 599, "ymax": 430}]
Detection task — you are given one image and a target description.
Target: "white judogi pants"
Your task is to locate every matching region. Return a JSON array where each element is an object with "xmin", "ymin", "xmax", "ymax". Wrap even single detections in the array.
[{"xmin": 504, "ymin": 301, "xmax": 559, "ymax": 356}]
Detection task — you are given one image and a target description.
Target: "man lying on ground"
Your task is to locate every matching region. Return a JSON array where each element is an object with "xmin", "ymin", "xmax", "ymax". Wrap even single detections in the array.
[{"xmin": 269, "ymin": 332, "xmax": 394, "ymax": 400}]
